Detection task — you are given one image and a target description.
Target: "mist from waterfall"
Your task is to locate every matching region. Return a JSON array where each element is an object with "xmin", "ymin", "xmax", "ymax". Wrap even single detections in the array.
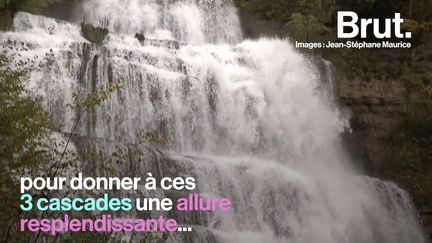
[{"xmin": 0, "ymin": 0, "xmax": 427, "ymax": 242}]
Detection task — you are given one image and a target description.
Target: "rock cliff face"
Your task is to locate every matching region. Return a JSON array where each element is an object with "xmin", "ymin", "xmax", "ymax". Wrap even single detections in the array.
[
  {"xmin": 337, "ymin": 78, "xmax": 407, "ymax": 173},
  {"xmin": 337, "ymin": 75, "xmax": 432, "ymax": 237},
  {"xmin": 337, "ymin": 77, "xmax": 432, "ymax": 240}
]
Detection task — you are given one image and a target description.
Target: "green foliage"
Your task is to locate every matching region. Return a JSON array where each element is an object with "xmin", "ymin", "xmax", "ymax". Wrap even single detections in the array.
[
  {"xmin": 402, "ymin": 19, "xmax": 428, "ymax": 34},
  {"xmin": 389, "ymin": 67, "xmax": 432, "ymax": 208},
  {"xmin": 15, "ymin": 0, "xmax": 54, "ymax": 13},
  {"xmin": 0, "ymin": 73, "xmax": 166, "ymax": 241},
  {"xmin": 0, "ymin": 73, "xmax": 49, "ymax": 161},
  {"xmin": 235, "ymin": 0, "xmax": 338, "ymax": 23},
  {"xmin": 0, "ymin": 0, "xmax": 55, "ymax": 13},
  {"xmin": 139, "ymin": 130, "xmax": 168, "ymax": 145},
  {"xmin": 236, "ymin": 0, "xmax": 432, "ymax": 46},
  {"xmin": 0, "ymin": 71, "xmax": 51, "ymax": 174},
  {"xmin": 72, "ymin": 83, "xmax": 122, "ymax": 110},
  {"xmin": 0, "ymin": 0, "xmax": 11, "ymax": 9},
  {"xmin": 287, "ymin": 13, "xmax": 334, "ymax": 42},
  {"xmin": 401, "ymin": 68, "xmax": 426, "ymax": 88},
  {"xmin": 0, "ymin": 71, "xmax": 51, "ymax": 241},
  {"xmin": 389, "ymin": 103, "xmax": 432, "ymax": 206},
  {"xmin": 234, "ymin": 0, "xmax": 297, "ymax": 20}
]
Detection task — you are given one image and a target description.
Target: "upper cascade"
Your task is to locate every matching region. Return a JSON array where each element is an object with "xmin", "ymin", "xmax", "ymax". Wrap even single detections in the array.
[{"xmin": 77, "ymin": 0, "xmax": 243, "ymax": 44}]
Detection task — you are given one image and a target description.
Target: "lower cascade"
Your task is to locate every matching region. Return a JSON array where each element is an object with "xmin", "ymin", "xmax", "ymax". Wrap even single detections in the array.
[{"xmin": 0, "ymin": 0, "xmax": 427, "ymax": 242}]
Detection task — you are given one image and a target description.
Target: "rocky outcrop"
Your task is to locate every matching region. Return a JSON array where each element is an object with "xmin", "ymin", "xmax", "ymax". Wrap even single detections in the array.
[
  {"xmin": 135, "ymin": 33, "xmax": 145, "ymax": 43},
  {"xmin": 81, "ymin": 23, "xmax": 108, "ymax": 44},
  {"xmin": 337, "ymin": 78, "xmax": 406, "ymax": 172}
]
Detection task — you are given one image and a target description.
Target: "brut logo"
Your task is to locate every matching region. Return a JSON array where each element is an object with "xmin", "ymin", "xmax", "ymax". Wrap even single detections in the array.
[{"xmin": 337, "ymin": 11, "xmax": 412, "ymax": 39}]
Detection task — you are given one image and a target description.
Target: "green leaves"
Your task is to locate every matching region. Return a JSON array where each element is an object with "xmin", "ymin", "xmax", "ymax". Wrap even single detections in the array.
[
  {"xmin": 0, "ymin": 71, "xmax": 50, "ymax": 165},
  {"xmin": 137, "ymin": 130, "xmax": 168, "ymax": 146},
  {"xmin": 389, "ymin": 102, "xmax": 432, "ymax": 206},
  {"xmin": 0, "ymin": 0, "xmax": 11, "ymax": 9},
  {"xmin": 0, "ymin": 70, "xmax": 51, "ymax": 241},
  {"xmin": 287, "ymin": 13, "xmax": 334, "ymax": 42},
  {"xmin": 72, "ymin": 83, "xmax": 122, "ymax": 110}
]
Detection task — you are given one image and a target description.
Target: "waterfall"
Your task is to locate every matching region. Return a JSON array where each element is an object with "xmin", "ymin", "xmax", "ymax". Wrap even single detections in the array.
[
  {"xmin": 0, "ymin": 0, "xmax": 427, "ymax": 242},
  {"xmin": 78, "ymin": 0, "xmax": 242, "ymax": 44}
]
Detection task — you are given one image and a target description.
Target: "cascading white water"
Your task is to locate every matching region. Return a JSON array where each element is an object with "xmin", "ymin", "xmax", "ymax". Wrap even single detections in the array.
[
  {"xmin": 0, "ymin": 0, "xmax": 427, "ymax": 242},
  {"xmin": 78, "ymin": 0, "xmax": 242, "ymax": 44}
]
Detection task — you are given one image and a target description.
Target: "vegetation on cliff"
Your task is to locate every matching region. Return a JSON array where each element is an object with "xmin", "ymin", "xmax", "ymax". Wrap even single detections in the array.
[
  {"xmin": 0, "ymin": 0, "xmax": 55, "ymax": 14},
  {"xmin": 235, "ymin": 0, "xmax": 432, "ymax": 40},
  {"xmin": 0, "ymin": 70, "xmax": 51, "ymax": 242}
]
